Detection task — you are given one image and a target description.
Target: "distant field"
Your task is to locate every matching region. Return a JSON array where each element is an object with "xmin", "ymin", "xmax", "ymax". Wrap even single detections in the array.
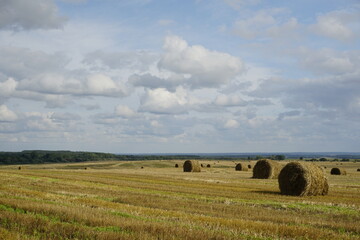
[{"xmin": 0, "ymin": 160, "xmax": 359, "ymax": 239}]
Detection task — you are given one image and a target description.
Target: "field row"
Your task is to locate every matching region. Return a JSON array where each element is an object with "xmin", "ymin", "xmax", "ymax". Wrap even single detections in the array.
[{"xmin": 0, "ymin": 160, "xmax": 359, "ymax": 239}]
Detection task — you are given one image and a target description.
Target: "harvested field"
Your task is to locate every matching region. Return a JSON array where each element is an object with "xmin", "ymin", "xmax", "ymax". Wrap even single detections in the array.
[{"xmin": 0, "ymin": 160, "xmax": 359, "ymax": 240}]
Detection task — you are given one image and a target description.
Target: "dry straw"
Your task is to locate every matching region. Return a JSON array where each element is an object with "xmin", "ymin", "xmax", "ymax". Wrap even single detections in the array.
[
  {"xmin": 330, "ymin": 167, "xmax": 346, "ymax": 175},
  {"xmin": 235, "ymin": 163, "xmax": 248, "ymax": 171},
  {"xmin": 183, "ymin": 160, "xmax": 201, "ymax": 172},
  {"xmin": 278, "ymin": 162, "xmax": 328, "ymax": 196},
  {"xmin": 252, "ymin": 159, "xmax": 282, "ymax": 179}
]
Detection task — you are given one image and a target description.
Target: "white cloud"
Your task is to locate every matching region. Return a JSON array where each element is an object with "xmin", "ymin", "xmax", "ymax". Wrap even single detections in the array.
[
  {"xmin": 158, "ymin": 35, "xmax": 244, "ymax": 88},
  {"xmin": 86, "ymin": 74, "xmax": 128, "ymax": 97},
  {"xmin": 214, "ymin": 94, "xmax": 247, "ymax": 106},
  {"xmin": 297, "ymin": 48, "xmax": 359, "ymax": 75},
  {"xmin": 311, "ymin": 10, "xmax": 357, "ymax": 41},
  {"xmin": 0, "ymin": 78, "xmax": 17, "ymax": 99},
  {"xmin": 139, "ymin": 87, "xmax": 189, "ymax": 114},
  {"xmin": 224, "ymin": 119, "xmax": 239, "ymax": 129},
  {"xmin": 0, "ymin": 105, "xmax": 18, "ymax": 122},
  {"xmin": 266, "ymin": 17, "xmax": 299, "ymax": 39},
  {"xmin": 234, "ymin": 11, "xmax": 276, "ymax": 39},
  {"xmin": 84, "ymin": 50, "xmax": 158, "ymax": 71},
  {"xmin": 0, "ymin": 46, "xmax": 69, "ymax": 80},
  {"xmin": 233, "ymin": 8, "xmax": 301, "ymax": 41},
  {"xmin": 129, "ymin": 73, "xmax": 183, "ymax": 91},
  {"xmin": 0, "ymin": 0, "xmax": 67, "ymax": 30},
  {"xmin": 24, "ymin": 112, "xmax": 59, "ymax": 131},
  {"xmin": 114, "ymin": 105, "xmax": 137, "ymax": 118}
]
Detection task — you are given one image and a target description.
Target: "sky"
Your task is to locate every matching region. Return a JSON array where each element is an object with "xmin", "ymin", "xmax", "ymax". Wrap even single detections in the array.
[{"xmin": 0, "ymin": 0, "xmax": 359, "ymax": 153}]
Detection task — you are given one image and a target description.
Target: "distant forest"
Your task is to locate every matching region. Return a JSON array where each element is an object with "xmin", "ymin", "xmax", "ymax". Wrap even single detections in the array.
[
  {"xmin": 0, "ymin": 150, "xmax": 358, "ymax": 165},
  {"xmin": 0, "ymin": 150, "xmax": 200, "ymax": 165}
]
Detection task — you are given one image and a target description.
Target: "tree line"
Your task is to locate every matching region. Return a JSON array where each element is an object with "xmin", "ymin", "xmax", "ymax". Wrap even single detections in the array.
[{"xmin": 0, "ymin": 150, "xmax": 202, "ymax": 165}]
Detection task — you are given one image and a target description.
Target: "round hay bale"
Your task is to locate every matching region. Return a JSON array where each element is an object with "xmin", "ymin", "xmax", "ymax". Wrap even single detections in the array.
[
  {"xmin": 18, "ymin": 166, "xmax": 22, "ymax": 170},
  {"xmin": 201, "ymin": 164, "xmax": 204, "ymax": 167},
  {"xmin": 235, "ymin": 163, "xmax": 248, "ymax": 171},
  {"xmin": 183, "ymin": 160, "xmax": 201, "ymax": 172},
  {"xmin": 330, "ymin": 167, "xmax": 346, "ymax": 175},
  {"xmin": 207, "ymin": 164, "xmax": 211, "ymax": 168},
  {"xmin": 84, "ymin": 167, "xmax": 87, "ymax": 170},
  {"xmin": 141, "ymin": 166, "xmax": 144, "ymax": 169},
  {"xmin": 278, "ymin": 162, "xmax": 328, "ymax": 196},
  {"xmin": 175, "ymin": 163, "xmax": 179, "ymax": 168},
  {"xmin": 248, "ymin": 164, "xmax": 252, "ymax": 169},
  {"xmin": 252, "ymin": 159, "xmax": 282, "ymax": 179},
  {"xmin": 357, "ymin": 168, "xmax": 360, "ymax": 172}
]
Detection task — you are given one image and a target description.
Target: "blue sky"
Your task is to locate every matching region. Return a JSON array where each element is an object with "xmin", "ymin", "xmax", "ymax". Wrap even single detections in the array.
[{"xmin": 0, "ymin": 0, "xmax": 359, "ymax": 153}]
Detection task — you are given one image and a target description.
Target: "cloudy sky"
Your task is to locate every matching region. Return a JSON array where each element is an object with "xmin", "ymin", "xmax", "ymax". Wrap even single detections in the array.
[{"xmin": 0, "ymin": 0, "xmax": 359, "ymax": 153}]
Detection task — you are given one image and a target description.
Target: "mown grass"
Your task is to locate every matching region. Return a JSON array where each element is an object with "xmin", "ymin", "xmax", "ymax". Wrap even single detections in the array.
[{"xmin": 0, "ymin": 160, "xmax": 359, "ymax": 239}]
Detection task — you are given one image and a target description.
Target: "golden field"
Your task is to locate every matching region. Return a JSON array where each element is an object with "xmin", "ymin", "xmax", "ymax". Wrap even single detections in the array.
[{"xmin": 0, "ymin": 160, "xmax": 359, "ymax": 239}]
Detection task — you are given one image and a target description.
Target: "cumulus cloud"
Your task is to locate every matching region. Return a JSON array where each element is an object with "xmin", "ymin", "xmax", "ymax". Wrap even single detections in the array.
[
  {"xmin": 84, "ymin": 50, "xmax": 158, "ymax": 71},
  {"xmin": 214, "ymin": 94, "xmax": 247, "ymax": 106},
  {"xmin": 234, "ymin": 11, "xmax": 277, "ymax": 39},
  {"xmin": 129, "ymin": 73, "xmax": 183, "ymax": 91},
  {"xmin": 0, "ymin": 105, "xmax": 18, "ymax": 122},
  {"xmin": 114, "ymin": 105, "xmax": 137, "ymax": 118},
  {"xmin": 158, "ymin": 35, "xmax": 244, "ymax": 88},
  {"xmin": 0, "ymin": 78, "xmax": 17, "ymax": 101},
  {"xmin": 0, "ymin": 0, "xmax": 67, "ymax": 30},
  {"xmin": 232, "ymin": 8, "xmax": 300, "ymax": 41},
  {"xmin": 139, "ymin": 87, "xmax": 189, "ymax": 114},
  {"xmin": 0, "ymin": 47, "xmax": 68, "ymax": 80},
  {"xmin": 250, "ymin": 74, "xmax": 360, "ymax": 121},
  {"xmin": 297, "ymin": 48, "xmax": 358, "ymax": 76},
  {"xmin": 310, "ymin": 10, "xmax": 358, "ymax": 41},
  {"xmin": 86, "ymin": 74, "xmax": 128, "ymax": 97},
  {"xmin": 277, "ymin": 110, "xmax": 301, "ymax": 120},
  {"xmin": 13, "ymin": 73, "xmax": 129, "ymax": 105},
  {"xmin": 51, "ymin": 112, "xmax": 81, "ymax": 121},
  {"xmin": 224, "ymin": 119, "xmax": 239, "ymax": 129}
]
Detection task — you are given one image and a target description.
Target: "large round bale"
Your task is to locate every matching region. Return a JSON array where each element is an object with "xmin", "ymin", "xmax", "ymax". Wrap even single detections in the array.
[
  {"xmin": 252, "ymin": 159, "xmax": 282, "ymax": 179},
  {"xmin": 175, "ymin": 163, "xmax": 179, "ymax": 168},
  {"xmin": 330, "ymin": 167, "xmax": 346, "ymax": 175},
  {"xmin": 278, "ymin": 162, "xmax": 328, "ymax": 196},
  {"xmin": 206, "ymin": 164, "xmax": 211, "ymax": 168},
  {"xmin": 248, "ymin": 164, "xmax": 252, "ymax": 169},
  {"xmin": 183, "ymin": 160, "xmax": 201, "ymax": 172},
  {"xmin": 235, "ymin": 163, "xmax": 248, "ymax": 171},
  {"xmin": 357, "ymin": 168, "xmax": 360, "ymax": 172}
]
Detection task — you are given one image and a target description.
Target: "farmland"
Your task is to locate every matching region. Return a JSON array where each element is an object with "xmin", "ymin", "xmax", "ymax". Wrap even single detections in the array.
[{"xmin": 0, "ymin": 160, "xmax": 359, "ymax": 239}]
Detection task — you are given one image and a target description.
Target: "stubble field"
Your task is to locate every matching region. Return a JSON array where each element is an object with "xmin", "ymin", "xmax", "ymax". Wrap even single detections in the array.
[{"xmin": 0, "ymin": 160, "xmax": 359, "ymax": 239}]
